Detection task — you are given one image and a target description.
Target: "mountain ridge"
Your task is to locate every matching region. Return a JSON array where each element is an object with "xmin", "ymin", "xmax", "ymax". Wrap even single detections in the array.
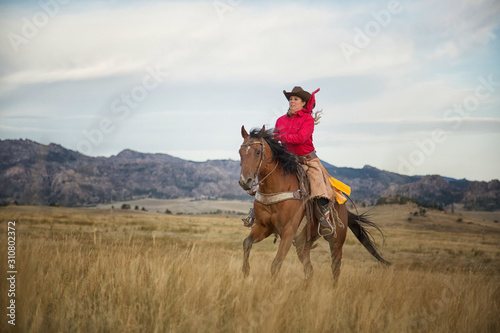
[{"xmin": 1, "ymin": 139, "xmax": 499, "ymax": 210}]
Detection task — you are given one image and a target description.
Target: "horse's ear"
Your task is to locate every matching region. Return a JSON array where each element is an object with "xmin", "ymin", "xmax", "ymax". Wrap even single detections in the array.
[
  {"xmin": 258, "ymin": 125, "xmax": 266, "ymax": 138},
  {"xmin": 241, "ymin": 125, "xmax": 249, "ymax": 139}
]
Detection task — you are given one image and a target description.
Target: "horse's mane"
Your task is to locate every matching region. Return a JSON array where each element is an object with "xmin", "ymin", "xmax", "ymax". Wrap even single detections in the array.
[{"xmin": 249, "ymin": 128, "xmax": 299, "ymax": 175}]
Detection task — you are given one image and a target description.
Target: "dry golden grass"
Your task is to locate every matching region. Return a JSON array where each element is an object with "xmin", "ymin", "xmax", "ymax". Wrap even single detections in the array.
[{"xmin": 0, "ymin": 204, "xmax": 499, "ymax": 332}]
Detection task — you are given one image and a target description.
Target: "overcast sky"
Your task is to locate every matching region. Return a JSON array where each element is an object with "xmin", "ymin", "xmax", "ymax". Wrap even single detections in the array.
[{"xmin": 1, "ymin": 0, "xmax": 499, "ymax": 181}]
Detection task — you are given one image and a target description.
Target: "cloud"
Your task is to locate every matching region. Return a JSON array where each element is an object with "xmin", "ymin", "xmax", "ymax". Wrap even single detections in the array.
[
  {"xmin": 0, "ymin": 60, "xmax": 146, "ymax": 95},
  {"xmin": 318, "ymin": 77, "xmax": 477, "ymax": 126},
  {"xmin": 1, "ymin": 0, "xmax": 498, "ymax": 94},
  {"xmin": 320, "ymin": 117, "xmax": 500, "ymax": 138},
  {"xmin": 0, "ymin": 1, "xmax": 414, "ymax": 91},
  {"xmin": 0, "ymin": 0, "xmax": 499, "ymax": 180},
  {"xmin": 408, "ymin": 0, "xmax": 500, "ymax": 60}
]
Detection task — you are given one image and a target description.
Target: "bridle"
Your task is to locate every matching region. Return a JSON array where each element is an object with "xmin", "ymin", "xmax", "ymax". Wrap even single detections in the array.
[{"xmin": 240, "ymin": 139, "xmax": 279, "ymax": 186}]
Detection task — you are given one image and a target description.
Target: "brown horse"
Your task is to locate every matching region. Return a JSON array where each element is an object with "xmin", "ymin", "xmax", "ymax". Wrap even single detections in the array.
[{"xmin": 238, "ymin": 125, "xmax": 390, "ymax": 281}]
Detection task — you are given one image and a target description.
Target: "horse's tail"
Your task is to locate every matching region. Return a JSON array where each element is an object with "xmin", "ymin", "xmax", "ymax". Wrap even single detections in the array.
[{"xmin": 348, "ymin": 211, "xmax": 391, "ymax": 265}]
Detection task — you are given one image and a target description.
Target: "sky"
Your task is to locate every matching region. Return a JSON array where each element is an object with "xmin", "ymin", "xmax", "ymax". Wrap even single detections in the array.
[{"xmin": 0, "ymin": 0, "xmax": 499, "ymax": 182}]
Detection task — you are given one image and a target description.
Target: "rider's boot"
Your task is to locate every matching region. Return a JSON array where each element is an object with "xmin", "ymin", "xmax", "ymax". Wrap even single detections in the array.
[
  {"xmin": 315, "ymin": 198, "xmax": 334, "ymax": 235},
  {"xmin": 242, "ymin": 208, "xmax": 255, "ymax": 227}
]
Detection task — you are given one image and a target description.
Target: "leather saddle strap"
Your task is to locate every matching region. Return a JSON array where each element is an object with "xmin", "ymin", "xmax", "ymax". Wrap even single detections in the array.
[{"xmin": 255, "ymin": 190, "xmax": 302, "ymax": 206}]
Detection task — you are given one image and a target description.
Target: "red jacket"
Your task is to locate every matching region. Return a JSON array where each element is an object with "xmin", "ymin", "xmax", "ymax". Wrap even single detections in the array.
[{"xmin": 274, "ymin": 110, "xmax": 315, "ymax": 156}]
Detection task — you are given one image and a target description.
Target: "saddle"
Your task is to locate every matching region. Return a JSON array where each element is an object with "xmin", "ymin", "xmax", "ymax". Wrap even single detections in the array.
[
  {"xmin": 251, "ymin": 161, "xmax": 346, "ymax": 241},
  {"xmin": 295, "ymin": 164, "xmax": 345, "ymax": 241}
]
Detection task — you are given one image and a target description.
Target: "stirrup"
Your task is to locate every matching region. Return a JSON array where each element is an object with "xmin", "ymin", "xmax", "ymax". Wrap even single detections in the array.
[
  {"xmin": 315, "ymin": 201, "xmax": 335, "ymax": 237},
  {"xmin": 242, "ymin": 208, "xmax": 255, "ymax": 228},
  {"xmin": 318, "ymin": 216, "xmax": 335, "ymax": 237}
]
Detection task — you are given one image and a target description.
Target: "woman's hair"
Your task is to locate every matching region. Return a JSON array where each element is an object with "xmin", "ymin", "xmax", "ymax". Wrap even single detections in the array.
[{"xmin": 313, "ymin": 110, "xmax": 323, "ymax": 125}]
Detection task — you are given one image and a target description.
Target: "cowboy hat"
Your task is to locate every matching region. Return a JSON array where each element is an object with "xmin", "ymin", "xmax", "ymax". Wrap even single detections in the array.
[{"xmin": 283, "ymin": 86, "xmax": 311, "ymax": 102}]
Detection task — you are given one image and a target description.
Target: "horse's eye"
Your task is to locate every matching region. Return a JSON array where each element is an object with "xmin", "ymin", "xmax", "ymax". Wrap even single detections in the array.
[{"xmin": 256, "ymin": 150, "xmax": 261, "ymax": 155}]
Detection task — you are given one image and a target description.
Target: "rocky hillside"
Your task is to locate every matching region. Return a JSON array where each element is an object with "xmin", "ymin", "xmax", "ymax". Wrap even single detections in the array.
[
  {"xmin": 0, "ymin": 139, "xmax": 243, "ymax": 206},
  {"xmin": 322, "ymin": 163, "xmax": 499, "ymax": 210},
  {"xmin": 0, "ymin": 139, "xmax": 499, "ymax": 210}
]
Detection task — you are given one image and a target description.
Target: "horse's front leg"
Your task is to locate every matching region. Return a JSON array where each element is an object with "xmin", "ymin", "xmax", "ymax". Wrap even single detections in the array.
[
  {"xmin": 272, "ymin": 204, "xmax": 305, "ymax": 277},
  {"xmin": 271, "ymin": 226, "xmax": 295, "ymax": 277},
  {"xmin": 243, "ymin": 223, "xmax": 272, "ymax": 277},
  {"xmin": 294, "ymin": 227, "xmax": 314, "ymax": 280}
]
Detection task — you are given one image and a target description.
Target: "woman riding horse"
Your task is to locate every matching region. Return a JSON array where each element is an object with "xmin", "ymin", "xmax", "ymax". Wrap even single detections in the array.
[
  {"xmin": 243, "ymin": 86, "xmax": 337, "ymax": 235},
  {"xmin": 239, "ymin": 89, "xmax": 390, "ymax": 279}
]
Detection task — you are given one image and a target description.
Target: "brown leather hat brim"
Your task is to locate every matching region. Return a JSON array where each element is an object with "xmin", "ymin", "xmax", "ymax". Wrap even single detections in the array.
[{"xmin": 283, "ymin": 90, "xmax": 311, "ymax": 102}]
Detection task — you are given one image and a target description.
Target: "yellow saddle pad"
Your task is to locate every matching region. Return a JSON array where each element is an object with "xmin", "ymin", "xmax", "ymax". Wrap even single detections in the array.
[{"xmin": 329, "ymin": 177, "xmax": 351, "ymax": 204}]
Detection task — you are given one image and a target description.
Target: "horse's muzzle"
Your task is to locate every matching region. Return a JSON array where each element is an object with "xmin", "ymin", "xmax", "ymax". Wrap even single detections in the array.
[{"xmin": 239, "ymin": 174, "xmax": 254, "ymax": 191}]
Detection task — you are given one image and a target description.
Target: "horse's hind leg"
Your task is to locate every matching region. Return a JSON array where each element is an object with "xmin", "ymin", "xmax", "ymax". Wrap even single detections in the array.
[
  {"xmin": 294, "ymin": 229, "xmax": 314, "ymax": 280},
  {"xmin": 243, "ymin": 223, "xmax": 271, "ymax": 277},
  {"xmin": 328, "ymin": 239, "xmax": 343, "ymax": 281},
  {"xmin": 326, "ymin": 202, "xmax": 348, "ymax": 283}
]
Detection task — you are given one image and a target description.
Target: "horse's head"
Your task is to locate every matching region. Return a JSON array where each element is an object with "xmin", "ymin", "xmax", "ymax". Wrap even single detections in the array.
[{"xmin": 238, "ymin": 125, "xmax": 266, "ymax": 190}]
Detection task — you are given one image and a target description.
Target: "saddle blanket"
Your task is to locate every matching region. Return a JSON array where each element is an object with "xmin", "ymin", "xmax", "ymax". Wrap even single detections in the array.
[{"xmin": 329, "ymin": 177, "xmax": 351, "ymax": 204}]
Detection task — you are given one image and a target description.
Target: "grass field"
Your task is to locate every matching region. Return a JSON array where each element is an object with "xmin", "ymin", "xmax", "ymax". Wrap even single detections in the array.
[
  {"xmin": 1, "ymin": 203, "xmax": 499, "ymax": 332},
  {"xmin": 94, "ymin": 198, "xmax": 253, "ymax": 215}
]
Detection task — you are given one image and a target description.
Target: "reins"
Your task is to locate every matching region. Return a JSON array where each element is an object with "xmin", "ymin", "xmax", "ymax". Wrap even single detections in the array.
[{"xmin": 257, "ymin": 161, "xmax": 279, "ymax": 185}]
